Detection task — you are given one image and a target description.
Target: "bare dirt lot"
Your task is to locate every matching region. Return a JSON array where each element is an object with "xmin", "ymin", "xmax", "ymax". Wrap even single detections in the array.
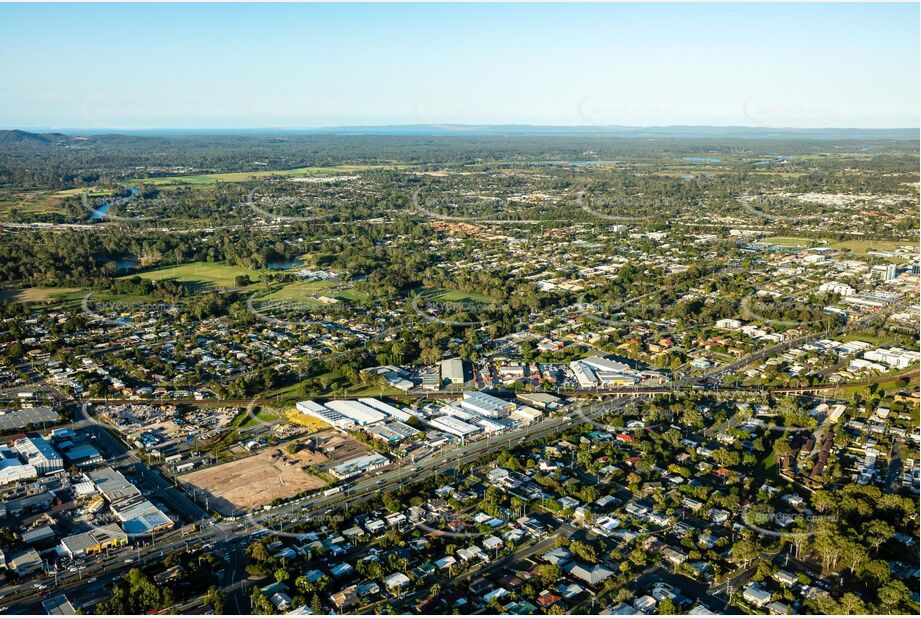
[{"xmin": 179, "ymin": 446, "xmax": 328, "ymax": 515}]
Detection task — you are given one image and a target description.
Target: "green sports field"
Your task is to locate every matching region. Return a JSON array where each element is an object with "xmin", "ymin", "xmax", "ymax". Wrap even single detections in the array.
[
  {"xmin": 256, "ymin": 279, "xmax": 368, "ymax": 304},
  {"xmin": 125, "ymin": 262, "xmax": 264, "ymax": 289},
  {"xmin": 761, "ymin": 236, "xmax": 821, "ymax": 248},
  {"xmin": 827, "ymin": 239, "xmax": 918, "ymax": 256}
]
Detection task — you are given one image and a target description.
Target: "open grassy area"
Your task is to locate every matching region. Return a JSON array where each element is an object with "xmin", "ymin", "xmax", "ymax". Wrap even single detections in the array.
[
  {"xmin": 129, "ymin": 164, "xmax": 405, "ymax": 187},
  {"xmin": 238, "ymin": 408, "xmax": 280, "ymax": 428},
  {"xmin": 841, "ymin": 333, "xmax": 901, "ymax": 347},
  {"xmin": 827, "ymin": 239, "xmax": 918, "ymax": 256},
  {"xmin": 258, "ymin": 279, "xmax": 368, "ymax": 304},
  {"xmin": 761, "ymin": 236, "xmax": 917, "ymax": 256},
  {"xmin": 0, "ymin": 287, "xmax": 80, "ymax": 303},
  {"xmin": 761, "ymin": 236, "xmax": 821, "ymax": 248},
  {"xmin": 124, "ymin": 261, "xmax": 264, "ymax": 289},
  {"xmin": 415, "ymin": 286, "xmax": 496, "ymax": 304}
]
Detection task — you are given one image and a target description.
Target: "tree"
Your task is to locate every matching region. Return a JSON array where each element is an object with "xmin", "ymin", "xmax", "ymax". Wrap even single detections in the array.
[
  {"xmin": 840, "ymin": 540, "xmax": 868, "ymax": 575},
  {"xmin": 247, "ymin": 541, "xmax": 269, "ymax": 563},
  {"xmin": 731, "ymin": 538, "xmax": 760, "ymax": 568},
  {"xmin": 812, "ymin": 528, "xmax": 842, "ymax": 573},
  {"xmin": 569, "ymin": 540, "xmax": 598, "ymax": 564},
  {"xmin": 311, "ymin": 593, "xmax": 322, "ymax": 615},
  {"xmin": 877, "ymin": 580, "xmax": 911, "ymax": 613},
  {"xmin": 250, "ymin": 588, "xmax": 273, "ymax": 615},
  {"xmin": 204, "ymin": 585, "xmax": 225, "ymax": 614},
  {"xmin": 862, "ymin": 520, "xmax": 894, "ymax": 553},
  {"xmin": 838, "ymin": 593, "xmax": 865, "ymax": 615}
]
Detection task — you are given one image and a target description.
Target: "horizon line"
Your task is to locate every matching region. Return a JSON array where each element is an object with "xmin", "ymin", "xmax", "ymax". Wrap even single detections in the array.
[{"xmin": 4, "ymin": 123, "xmax": 919, "ymax": 133}]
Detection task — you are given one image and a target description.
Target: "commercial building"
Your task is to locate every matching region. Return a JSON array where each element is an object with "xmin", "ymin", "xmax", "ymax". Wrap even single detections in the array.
[
  {"xmin": 22, "ymin": 525, "xmax": 55, "ymax": 545},
  {"xmin": 460, "ymin": 391, "xmax": 516, "ymax": 419},
  {"xmin": 510, "ymin": 406, "xmax": 544, "ymax": 425},
  {"xmin": 581, "ymin": 355, "xmax": 632, "ymax": 374},
  {"xmin": 111, "ymin": 495, "xmax": 174, "ymax": 535},
  {"xmin": 14, "ymin": 436, "xmax": 63, "ymax": 475},
  {"xmin": 0, "ymin": 406, "xmax": 59, "ymax": 432},
  {"xmin": 421, "ymin": 371, "xmax": 441, "ymax": 391},
  {"xmin": 516, "ymin": 392, "xmax": 562, "ymax": 411},
  {"xmin": 8, "ymin": 547, "xmax": 42, "ymax": 576},
  {"xmin": 818, "ymin": 282, "xmax": 855, "ymax": 296},
  {"xmin": 59, "ymin": 524, "xmax": 128, "ymax": 559},
  {"xmin": 63, "ymin": 444, "xmax": 103, "ymax": 468},
  {"xmin": 430, "ymin": 415, "xmax": 480, "ymax": 438},
  {"xmin": 0, "ymin": 447, "xmax": 37, "ymax": 485},
  {"xmin": 86, "ymin": 467, "xmax": 141, "ymax": 502},
  {"xmin": 295, "ymin": 400, "xmax": 355, "ymax": 430},
  {"xmin": 83, "ymin": 466, "xmax": 172, "ymax": 535},
  {"xmin": 367, "ymin": 421, "xmax": 419, "ymax": 444},
  {"xmin": 864, "ymin": 347, "xmax": 921, "ymax": 369},
  {"xmin": 471, "ymin": 416, "xmax": 509, "ymax": 434},
  {"xmin": 358, "ymin": 397, "xmax": 414, "ymax": 423},
  {"xmin": 42, "ymin": 594, "xmax": 76, "ymax": 615},
  {"xmin": 569, "ymin": 360, "xmax": 598, "ymax": 388},
  {"xmin": 330, "ymin": 453, "xmax": 389, "ymax": 479},
  {"xmin": 325, "ymin": 400, "xmax": 387, "ymax": 426},
  {"xmin": 441, "ymin": 358, "xmax": 466, "ymax": 385}
]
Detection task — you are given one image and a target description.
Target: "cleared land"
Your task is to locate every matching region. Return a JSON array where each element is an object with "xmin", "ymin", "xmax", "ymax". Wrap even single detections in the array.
[
  {"xmin": 125, "ymin": 262, "xmax": 263, "ymax": 289},
  {"xmin": 179, "ymin": 446, "xmax": 328, "ymax": 515}
]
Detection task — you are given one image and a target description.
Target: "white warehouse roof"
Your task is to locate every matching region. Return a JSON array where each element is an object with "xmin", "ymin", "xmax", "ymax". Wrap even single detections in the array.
[
  {"xmin": 460, "ymin": 391, "xmax": 516, "ymax": 418},
  {"xmin": 358, "ymin": 398, "xmax": 413, "ymax": 422},
  {"xmin": 430, "ymin": 415, "xmax": 480, "ymax": 437},
  {"xmin": 325, "ymin": 400, "xmax": 387, "ymax": 426}
]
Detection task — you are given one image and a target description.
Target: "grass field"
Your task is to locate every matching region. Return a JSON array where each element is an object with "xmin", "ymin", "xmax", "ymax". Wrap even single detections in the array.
[
  {"xmin": 236, "ymin": 408, "xmax": 280, "ymax": 429},
  {"xmin": 761, "ymin": 236, "xmax": 821, "ymax": 248},
  {"xmin": 827, "ymin": 239, "xmax": 918, "ymax": 256},
  {"xmin": 257, "ymin": 279, "xmax": 368, "ymax": 304},
  {"xmin": 0, "ymin": 187, "xmax": 85, "ymax": 217},
  {"xmin": 761, "ymin": 236, "xmax": 917, "ymax": 256},
  {"xmin": 0, "ymin": 287, "xmax": 80, "ymax": 303},
  {"xmin": 129, "ymin": 164, "xmax": 405, "ymax": 187},
  {"xmin": 125, "ymin": 262, "xmax": 264, "ymax": 289},
  {"xmin": 415, "ymin": 287, "xmax": 495, "ymax": 304}
]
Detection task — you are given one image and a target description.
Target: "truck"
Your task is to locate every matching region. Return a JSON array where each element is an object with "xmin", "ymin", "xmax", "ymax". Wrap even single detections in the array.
[{"xmin": 323, "ymin": 487, "xmax": 343, "ymax": 497}]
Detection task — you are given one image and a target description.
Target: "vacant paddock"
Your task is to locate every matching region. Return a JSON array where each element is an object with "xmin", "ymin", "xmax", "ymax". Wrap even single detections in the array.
[{"xmin": 179, "ymin": 446, "xmax": 328, "ymax": 516}]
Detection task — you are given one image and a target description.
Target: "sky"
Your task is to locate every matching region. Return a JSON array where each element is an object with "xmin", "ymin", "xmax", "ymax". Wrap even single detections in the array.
[{"xmin": 0, "ymin": 2, "xmax": 918, "ymax": 130}]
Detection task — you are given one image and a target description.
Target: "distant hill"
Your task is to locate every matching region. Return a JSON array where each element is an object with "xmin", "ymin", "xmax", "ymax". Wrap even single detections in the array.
[{"xmin": 0, "ymin": 129, "xmax": 71, "ymax": 145}]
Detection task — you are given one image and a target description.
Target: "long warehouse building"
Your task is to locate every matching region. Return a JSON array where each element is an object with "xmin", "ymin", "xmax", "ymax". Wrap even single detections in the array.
[
  {"xmin": 325, "ymin": 400, "xmax": 387, "ymax": 426},
  {"xmin": 358, "ymin": 397, "xmax": 414, "ymax": 423},
  {"xmin": 460, "ymin": 391, "xmax": 517, "ymax": 419}
]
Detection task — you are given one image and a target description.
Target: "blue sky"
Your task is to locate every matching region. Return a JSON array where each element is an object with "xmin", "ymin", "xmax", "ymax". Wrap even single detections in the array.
[{"xmin": 1, "ymin": 2, "xmax": 917, "ymax": 129}]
